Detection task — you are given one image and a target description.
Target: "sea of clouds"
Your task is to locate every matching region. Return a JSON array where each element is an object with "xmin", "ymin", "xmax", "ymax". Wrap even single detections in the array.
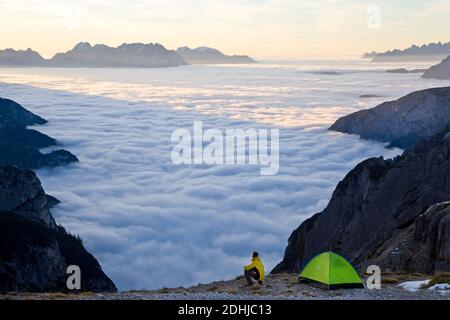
[{"xmin": 1, "ymin": 60, "xmax": 449, "ymax": 290}]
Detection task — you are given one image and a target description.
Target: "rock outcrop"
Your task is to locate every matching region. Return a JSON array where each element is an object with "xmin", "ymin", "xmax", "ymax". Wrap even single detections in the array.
[
  {"xmin": 359, "ymin": 94, "xmax": 383, "ymax": 99},
  {"xmin": 0, "ymin": 98, "xmax": 78, "ymax": 169},
  {"xmin": 0, "ymin": 166, "xmax": 56, "ymax": 228},
  {"xmin": 0, "ymin": 165, "xmax": 117, "ymax": 293},
  {"xmin": 423, "ymin": 55, "xmax": 450, "ymax": 80},
  {"xmin": 307, "ymin": 71, "xmax": 340, "ymax": 75},
  {"xmin": 0, "ymin": 48, "xmax": 46, "ymax": 66},
  {"xmin": 0, "ymin": 97, "xmax": 47, "ymax": 126},
  {"xmin": 368, "ymin": 202, "xmax": 450, "ymax": 272},
  {"xmin": 176, "ymin": 46, "xmax": 256, "ymax": 64},
  {"xmin": 385, "ymin": 68, "xmax": 426, "ymax": 74},
  {"xmin": 49, "ymin": 42, "xmax": 187, "ymax": 68},
  {"xmin": 273, "ymin": 132, "xmax": 450, "ymax": 275},
  {"xmin": 330, "ymin": 87, "xmax": 450, "ymax": 149}
]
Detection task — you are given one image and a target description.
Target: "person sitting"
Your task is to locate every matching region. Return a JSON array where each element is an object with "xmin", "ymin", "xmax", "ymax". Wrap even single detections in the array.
[{"xmin": 243, "ymin": 251, "xmax": 265, "ymax": 286}]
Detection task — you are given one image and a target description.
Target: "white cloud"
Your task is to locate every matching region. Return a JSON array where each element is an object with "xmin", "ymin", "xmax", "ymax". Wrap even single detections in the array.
[{"xmin": 2, "ymin": 62, "xmax": 449, "ymax": 290}]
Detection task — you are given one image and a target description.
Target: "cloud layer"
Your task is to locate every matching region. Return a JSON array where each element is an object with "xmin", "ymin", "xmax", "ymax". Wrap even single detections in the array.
[{"xmin": 1, "ymin": 62, "xmax": 448, "ymax": 290}]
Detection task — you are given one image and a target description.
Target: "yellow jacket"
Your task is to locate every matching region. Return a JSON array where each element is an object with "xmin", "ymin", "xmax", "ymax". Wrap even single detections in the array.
[{"xmin": 244, "ymin": 257, "xmax": 265, "ymax": 281}]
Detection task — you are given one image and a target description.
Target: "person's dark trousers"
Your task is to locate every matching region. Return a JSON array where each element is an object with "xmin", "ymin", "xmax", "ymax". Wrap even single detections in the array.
[{"xmin": 244, "ymin": 269, "xmax": 259, "ymax": 285}]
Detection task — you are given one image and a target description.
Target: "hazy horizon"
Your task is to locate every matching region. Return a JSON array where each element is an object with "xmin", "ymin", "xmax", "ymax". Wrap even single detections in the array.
[{"xmin": 1, "ymin": 0, "xmax": 450, "ymax": 59}]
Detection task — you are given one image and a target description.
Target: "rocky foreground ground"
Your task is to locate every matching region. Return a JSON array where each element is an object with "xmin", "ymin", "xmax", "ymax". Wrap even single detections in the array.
[{"xmin": 1, "ymin": 273, "xmax": 448, "ymax": 300}]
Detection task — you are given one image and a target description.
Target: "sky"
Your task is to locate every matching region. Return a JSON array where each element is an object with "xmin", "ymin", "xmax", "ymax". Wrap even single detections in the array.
[{"xmin": 1, "ymin": 0, "xmax": 450, "ymax": 59}]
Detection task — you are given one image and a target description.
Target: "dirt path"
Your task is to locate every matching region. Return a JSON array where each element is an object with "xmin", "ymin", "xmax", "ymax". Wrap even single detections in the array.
[{"xmin": 1, "ymin": 273, "xmax": 448, "ymax": 300}]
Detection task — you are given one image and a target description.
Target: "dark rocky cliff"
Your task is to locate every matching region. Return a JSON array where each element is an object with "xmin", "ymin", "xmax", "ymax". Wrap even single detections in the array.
[
  {"xmin": 0, "ymin": 166, "xmax": 117, "ymax": 293},
  {"xmin": 0, "ymin": 97, "xmax": 114, "ymax": 292},
  {"xmin": 0, "ymin": 98, "xmax": 78, "ymax": 169},
  {"xmin": 330, "ymin": 87, "xmax": 450, "ymax": 149},
  {"xmin": 273, "ymin": 131, "xmax": 450, "ymax": 275}
]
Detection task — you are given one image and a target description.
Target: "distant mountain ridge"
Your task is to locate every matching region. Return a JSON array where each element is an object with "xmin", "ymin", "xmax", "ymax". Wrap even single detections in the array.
[
  {"xmin": 363, "ymin": 41, "xmax": 450, "ymax": 62},
  {"xmin": 423, "ymin": 55, "xmax": 450, "ymax": 80},
  {"xmin": 0, "ymin": 48, "xmax": 46, "ymax": 66},
  {"xmin": 49, "ymin": 42, "xmax": 187, "ymax": 68},
  {"xmin": 176, "ymin": 46, "xmax": 256, "ymax": 64},
  {"xmin": 0, "ymin": 43, "xmax": 256, "ymax": 67},
  {"xmin": 0, "ymin": 42, "xmax": 187, "ymax": 68}
]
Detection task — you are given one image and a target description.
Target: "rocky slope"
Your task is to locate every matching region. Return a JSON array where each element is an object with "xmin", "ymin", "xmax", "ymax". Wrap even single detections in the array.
[
  {"xmin": 0, "ymin": 97, "xmax": 47, "ymax": 126},
  {"xmin": 0, "ymin": 97, "xmax": 78, "ymax": 169},
  {"xmin": 273, "ymin": 131, "xmax": 450, "ymax": 275},
  {"xmin": 423, "ymin": 56, "xmax": 450, "ymax": 80},
  {"xmin": 0, "ymin": 48, "xmax": 46, "ymax": 66},
  {"xmin": 176, "ymin": 46, "xmax": 256, "ymax": 64},
  {"xmin": 330, "ymin": 87, "xmax": 450, "ymax": 149},
  {"xmin": 368, "ymin": 202, "xmax": 450, "ymax": 272},
  {"xmin": 49, "ymin": 42, "xmax": 187, "ymax": 68},
  {"xmin": 0, "ymin": 165, "xmax": 117, "ymax": 293}
]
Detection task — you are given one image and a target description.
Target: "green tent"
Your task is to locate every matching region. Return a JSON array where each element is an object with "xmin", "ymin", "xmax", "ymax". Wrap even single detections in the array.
[{"xmin": 299, "ymin": 251, "xmax": 364, "ymax": 290}]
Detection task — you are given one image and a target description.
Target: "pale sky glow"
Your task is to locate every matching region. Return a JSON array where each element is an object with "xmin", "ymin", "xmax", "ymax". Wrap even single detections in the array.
[{"xmin": 1, "ymin": 0, "xmax": 450, "ymax": 59}]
